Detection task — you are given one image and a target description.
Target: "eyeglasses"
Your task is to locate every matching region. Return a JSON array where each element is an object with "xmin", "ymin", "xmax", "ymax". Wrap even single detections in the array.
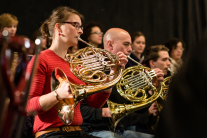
[
  {"xmin": 62, "ymin": 22, "xmax": 83, "ymax": 30},
  {"xmin": 91, "ymin": 32, "xmax": 103, "ymax": 35},
  {"xmin": 173, "ymin": 47, "xmax": 184, "ymax": 51}
]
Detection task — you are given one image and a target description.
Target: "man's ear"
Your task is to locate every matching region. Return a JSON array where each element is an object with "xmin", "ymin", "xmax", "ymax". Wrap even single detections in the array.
[
  {"xmin": 107, "ymin": 40, "xmax": 114, "ymax": 51},
  {"xmin": 149, "ymin": 60, "xmax": 156, "ymax": 68}
]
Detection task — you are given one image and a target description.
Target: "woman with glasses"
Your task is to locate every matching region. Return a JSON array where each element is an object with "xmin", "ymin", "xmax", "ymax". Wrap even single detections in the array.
[
  {"xmin": 26, "ymin": 6, "xmax": 127, "ymax": 138},
  {"xmin": 79, "ymin": 21, "xmax": 104, "ymax": 49},
  {"xmin": 163, "ymin": 38, "xmax": 185, "ymax": 75}
]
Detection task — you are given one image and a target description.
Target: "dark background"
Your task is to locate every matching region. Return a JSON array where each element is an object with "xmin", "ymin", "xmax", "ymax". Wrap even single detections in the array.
[{"xmin": 1, "ymin": 0, "xmax": 207, "ymax": 57}]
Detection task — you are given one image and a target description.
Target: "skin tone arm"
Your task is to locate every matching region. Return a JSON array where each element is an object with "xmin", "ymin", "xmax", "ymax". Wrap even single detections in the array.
[{"xmin": 39, "ymin": 81, "xmax": 72, "ymax": 111}]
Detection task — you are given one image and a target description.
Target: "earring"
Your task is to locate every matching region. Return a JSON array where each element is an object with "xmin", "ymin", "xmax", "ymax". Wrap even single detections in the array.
[{"xmin": 58, "ymin": 32, "xmax": 61, "ymax": 36}]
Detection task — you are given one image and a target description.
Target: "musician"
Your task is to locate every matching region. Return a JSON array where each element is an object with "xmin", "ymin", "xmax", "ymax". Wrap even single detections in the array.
[
  {"xmin": 143, "ymin": 45, "xmax": 171, "ymax": 132},
  {"xmin": 78, "ymin": 21, "xmax": 104, "ymax": 49},
  {"xmin": 144, "ymin": 45, "xmax": 171, "ymax": 77},
  {"xmin": 81, "ymin": 28, "xmax": 164, "ymax": 138},
  {"xmin": 0, "ymin": 13, "xmax": 18, "ymax": 36},
  {"xmin": 155, "ymin": 36, "xmax": 207, "ymax": 138},
  {"xmin": 126, "ymin": 31, "xmax": 146, "ymax": 68},
  {"xmin": 26, "ymin": 6, "xmax": 127, "ymax": 138},
  {"xmin": 163, "ymin": 38, "xmax": 185, "ymax": 75}
]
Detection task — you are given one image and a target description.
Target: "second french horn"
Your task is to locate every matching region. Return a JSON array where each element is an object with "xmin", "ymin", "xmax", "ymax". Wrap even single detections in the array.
[
  {"xmin": 51, "ymin": 37, "xmax": 123, "ymax": 125},
  {"xmin": 108, "ymin": 55, "xmax": 163, "ymax": 132}
]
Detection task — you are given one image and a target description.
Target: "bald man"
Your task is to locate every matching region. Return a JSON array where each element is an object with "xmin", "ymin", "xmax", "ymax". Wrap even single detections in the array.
[
  {"xmin": 103, "ymin": 28, "xmax": 132, "ymax": 56},
  {"xmin": 81, "ymin": 28, "xmax": 163, "ymax": 138}
]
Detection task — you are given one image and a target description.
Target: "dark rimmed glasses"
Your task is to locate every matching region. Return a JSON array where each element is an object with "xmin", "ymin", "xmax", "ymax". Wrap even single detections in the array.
[
  {"xmin": 62, "ymin": 22, "xmax": 83, "ymax": 30},
  {"xmin": 91, "ymin": 32, "xmax": 103, "ymax": 35}
]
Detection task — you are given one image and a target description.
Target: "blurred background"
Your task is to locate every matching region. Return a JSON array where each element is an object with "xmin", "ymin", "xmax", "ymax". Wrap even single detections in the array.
[{"xmin": 0, "ymin": 0, "xmax": 206, "ymax": 57}]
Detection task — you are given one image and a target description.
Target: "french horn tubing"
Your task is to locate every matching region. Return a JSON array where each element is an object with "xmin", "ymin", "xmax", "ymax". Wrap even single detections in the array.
[
  {"xmin": 108, "ymin": 54, "xmax": 162, "ymax": 132},
  {"xmin": 51, "ymin": 37, "xmax": 123, "ymax": 125},
  {"xmin": 152, "ymin": 68, "xmax": 173, "ymax": 130}
]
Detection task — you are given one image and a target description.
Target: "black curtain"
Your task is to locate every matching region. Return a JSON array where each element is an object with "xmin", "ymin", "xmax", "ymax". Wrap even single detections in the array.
[{"xmin": 0, "ymin": 0, "xmax": 207, "ymax": 56}]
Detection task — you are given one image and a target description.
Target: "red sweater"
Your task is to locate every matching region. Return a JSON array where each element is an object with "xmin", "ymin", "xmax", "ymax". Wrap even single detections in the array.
[{"xmin": 26, "ymin": 49, "xmax": 110, "ymax": 134}]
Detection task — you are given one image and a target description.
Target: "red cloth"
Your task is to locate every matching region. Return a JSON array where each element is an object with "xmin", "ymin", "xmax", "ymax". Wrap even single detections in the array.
[{"xmin": 26, "ymin": 49, "xmax": 110, "ymax": 134}]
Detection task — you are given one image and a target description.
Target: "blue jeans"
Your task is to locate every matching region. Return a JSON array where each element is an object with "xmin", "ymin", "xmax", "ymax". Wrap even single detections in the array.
[
  {"xmin": 89, "ymin": 130, "xmax": 154, "ymax": 138},
  {"xmin": 123, "ymin": 130, "xmax": 154, "ymax": 138}
]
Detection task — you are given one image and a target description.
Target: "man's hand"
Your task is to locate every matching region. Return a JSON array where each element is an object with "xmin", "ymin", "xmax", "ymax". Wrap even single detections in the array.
[
  {"xmin": 148, "ymin": 102, "xmax": 159, "ymax": 116},
  {"xmin": 152, "ymin": 68, "xmax": 164, "ymax": 87},
  {"xmin": 102, "ymin": 108, "xmax": 111, "ymax": 117},
  {"xmin": 117, "ymin": 51, "xmax": 128, "ymax": 69},
  {"xmin": 104, "ymin": 52, "xmax": 127, "ymax": 93}
]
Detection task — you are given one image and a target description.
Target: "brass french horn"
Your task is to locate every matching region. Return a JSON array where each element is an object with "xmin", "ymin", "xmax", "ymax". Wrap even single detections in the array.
[
  {"xmin": 152, "ymin": 68, "xmax": 173, "ymax": 130},
  {"xmin": 108, "ymin": 55, "xmax": 163, "ymax": 132},
  {"xmin": 51, "ymin": 37, "xmax": 123, "ymax": 125},
  {"xmin": 160, "ymin": 75, "xmax": 172, "ymax": 100}
]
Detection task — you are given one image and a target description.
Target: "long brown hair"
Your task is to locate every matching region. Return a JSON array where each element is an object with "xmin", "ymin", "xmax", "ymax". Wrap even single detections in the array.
[{"xmin": 40, "ymin": 6, "xmax": 84, "ymax": 45}]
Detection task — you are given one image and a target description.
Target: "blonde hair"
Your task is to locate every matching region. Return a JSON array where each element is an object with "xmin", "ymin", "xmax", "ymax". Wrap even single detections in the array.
[{"xmin": 0, "ymin": 13, "xmax": 18, "ymax": 30}]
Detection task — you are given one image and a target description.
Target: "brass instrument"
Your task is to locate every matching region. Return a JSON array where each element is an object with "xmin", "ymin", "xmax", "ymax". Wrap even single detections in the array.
[
  {"xmin": 108, "ymin": 55, "xmax": 162, "ymax": 132},
  {"xmin": 152, "ymin": 68, "xmax": 173, "ymax": 130},
  {"xmin": 160, "ymin": 75, "xmax": 172, "ymax": 100},
  {"xmin": 51, "ymin": 37, "xmax": 123, "ymax": 125}
]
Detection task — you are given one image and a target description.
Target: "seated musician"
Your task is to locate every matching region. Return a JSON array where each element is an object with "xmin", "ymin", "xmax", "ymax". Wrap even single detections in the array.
[
  {"xmin": 163, "ymin": 38, "xmax": 185, "ymax": 75},
  {"xmin": 144, "ymin": 45, "xmax": 171, "ymax": 78},
  {"xmin": 125, "ymin": 31, "xmax": 146, "ymax": 68},
  {"xmin": 25, "ymin": 6, "xmax": 127, "ymax": 138},
  {"xmin": 0, "ymin": 13, "xmax": 18, "ymax": 36},
  {"xmin": 143, "ymin": 45, "xmax": 171, "ymax": 131},
  {"xmin": 81, "ymin": 28, "xmax": 164, "ymax": 138}
]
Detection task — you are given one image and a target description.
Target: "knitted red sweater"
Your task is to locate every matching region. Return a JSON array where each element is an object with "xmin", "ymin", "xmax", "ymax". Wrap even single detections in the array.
[{"xmin": 26, "ymin": 49, "xmax": 110, "ymax": 134}]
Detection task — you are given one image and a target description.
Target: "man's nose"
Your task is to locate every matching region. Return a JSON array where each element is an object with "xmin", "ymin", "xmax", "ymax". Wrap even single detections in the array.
[
  {"xmin": 167, "ymin": 60, "xmax": 171, "ymax": 66},
  {"xmin": 128, "ymin": 45, "xmax": 132, "ymax": 53}
]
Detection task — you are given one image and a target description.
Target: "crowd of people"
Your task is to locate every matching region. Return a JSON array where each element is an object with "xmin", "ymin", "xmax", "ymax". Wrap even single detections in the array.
[{"xmin": 0, "ymin": 6, "xmax": 188, "ymax": 138}]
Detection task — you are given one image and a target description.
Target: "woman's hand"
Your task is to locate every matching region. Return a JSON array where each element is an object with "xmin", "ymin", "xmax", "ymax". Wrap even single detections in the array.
[
  {"xmin": 56, "ymin": 81, "xmax": 73, "ymax": 100},
  {"xmin": 39, "ymin": 80, "xmax": 73, "ymax": 111}
]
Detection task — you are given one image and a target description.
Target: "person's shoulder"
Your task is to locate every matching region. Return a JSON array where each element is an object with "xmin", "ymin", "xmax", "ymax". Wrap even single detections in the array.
[
  {"xmin": 38, "ymin": 49, "xmax": 54, "ymax": 59},
  {"xmin": 30, "ymin": 49, "xmax": 52, "ymax": 66},
  {"xmin": 40, "ymin": 49, "xmax": 53, "ymax": 55}
]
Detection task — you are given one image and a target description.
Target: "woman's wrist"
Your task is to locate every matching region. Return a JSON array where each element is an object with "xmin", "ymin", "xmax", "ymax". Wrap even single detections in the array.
[{"xmin": 54, "ymin": 90, "xmax": 60, "ymax": 101}]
